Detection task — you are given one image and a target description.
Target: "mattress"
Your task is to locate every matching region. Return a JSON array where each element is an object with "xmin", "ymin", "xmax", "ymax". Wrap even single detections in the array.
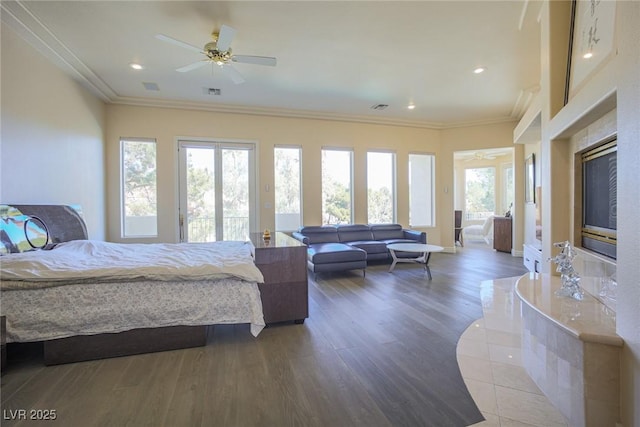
[
  {"xmin": 2, "ymin": 277, "xmax": 265, "ymax": 342},
  {"xmin": 0, "ymin": 239, "xmax": 267, "ymax": 341}
]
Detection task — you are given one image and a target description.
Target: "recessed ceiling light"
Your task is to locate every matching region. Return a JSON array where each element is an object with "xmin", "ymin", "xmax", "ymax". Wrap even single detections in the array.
[
  {"xmin": 407, "ymin": 103, "xmax": 416, "ymax": 110},
  {"xmin": 473, "ymin": 67, "xmax": 486, "ymax": 74},
  {"xmin": 130, "ymin": 63, "xmax": 144, "ymax": 70},
  {"xmin": 583, "ymin": 52, "xmax": 593, "ymax": 59}
]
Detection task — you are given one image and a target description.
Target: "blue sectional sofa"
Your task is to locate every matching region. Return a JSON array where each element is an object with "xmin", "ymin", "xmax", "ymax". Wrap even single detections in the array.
[{"xmin": 292, "ymin": 224, "xmax": 427, "ymax": 276}]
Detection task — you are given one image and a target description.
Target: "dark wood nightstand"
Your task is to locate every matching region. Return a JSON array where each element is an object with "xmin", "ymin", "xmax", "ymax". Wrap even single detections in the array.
[
  {"xmin": 493, "ymin": 216, "xmax": 513, "ymax": 253},
  {"xmin": 249, "ymin": 232, "xmax": 308, "ymax": 324}
]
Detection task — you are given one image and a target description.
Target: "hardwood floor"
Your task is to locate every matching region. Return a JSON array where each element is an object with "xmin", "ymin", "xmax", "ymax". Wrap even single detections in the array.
[{"xmin": 1, "ymin": 242, "xmax": 528, "ymax": 427}]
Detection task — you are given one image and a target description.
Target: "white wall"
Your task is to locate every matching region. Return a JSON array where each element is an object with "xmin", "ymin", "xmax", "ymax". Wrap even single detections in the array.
[
  {"xmin": 616, "ymin": 2, "xmax": 640, "ymax": 425},
  {"xmin": 540, "ymin": 1, "xmax": 640, "ymax": 424},
  {"xmin": 0, "ymin": 25, "xmax": 106, "ymax": 240}
]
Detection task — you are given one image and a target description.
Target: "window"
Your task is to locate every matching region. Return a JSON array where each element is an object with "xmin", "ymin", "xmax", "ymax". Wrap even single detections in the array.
[
  {"xmin": 274, "ymin": 146, "xmax": 302, "ymax": 231},
  {"xmin": 322, "ymin": 148, "xmax": 353, "ymax": 224},
  {"xmin": 178, "ymin": 140, "xmax": 256, "ymax": 242},
  {"xmin": 120, "ymin": 138, "xmax": 157, "ymax": 237},
  {"xmin": 408, "ymin": 153, "xmax": 435, "ymax": 227},
  {"xmin": 465, "ymin": 167, "xmax": 496, "ymax": 220},
  {"xmin": 367, "ymin": 151, "xmax": 396, "ymax": 223}
]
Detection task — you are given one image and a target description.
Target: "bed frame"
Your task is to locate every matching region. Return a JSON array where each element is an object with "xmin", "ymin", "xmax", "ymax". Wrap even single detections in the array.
[
  {"xmin": 9, "ymin": 205, "xmax": 308, "ymax": 366},
  {"xmin": 10, "ymin": 205, "xmax": 207, "ymax": 365}
]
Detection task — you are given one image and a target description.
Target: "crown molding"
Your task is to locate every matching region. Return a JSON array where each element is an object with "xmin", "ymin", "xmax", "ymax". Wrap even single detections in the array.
[
  {"xmin": 3, "ymin": 0, "xmax": 519, "ymax": 131},
  {"xmin": 1, "ymin": 0, "xmax": 117, "ymax": 101},
  {"xmin": 110, "ymin": 96, "xmax": 518, "ymax": 130},
  {"xmin": 109, "ymin": 96, "xmax": 451, "ymax": 129}
]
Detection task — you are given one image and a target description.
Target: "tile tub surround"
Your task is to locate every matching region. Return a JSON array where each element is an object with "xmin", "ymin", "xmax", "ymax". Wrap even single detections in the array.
[
  {"xmin": 457, "ymin": 277, "xmax": 568, "ymax": 427},
  {"xmin": 515, "ymin": 273, "xmax": 623, "ymax": 426}
]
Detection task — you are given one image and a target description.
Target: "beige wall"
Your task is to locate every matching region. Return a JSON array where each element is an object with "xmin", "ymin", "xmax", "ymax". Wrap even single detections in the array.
[
  {"xmin": 105, "ymin": 104, "xmax": 520, "ymax": 250},
  {"xmin": 0, "ymin": 25, "xmax": 106, "ymax": 239},
  {"xmin": 105, "ymin": 104, "xmax": 440, "ymax": 242}
]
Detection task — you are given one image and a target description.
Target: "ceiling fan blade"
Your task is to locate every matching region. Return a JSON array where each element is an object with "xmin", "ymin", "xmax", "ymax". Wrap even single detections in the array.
[
  {"xmin": 155, "ymin": 34, "xmax": 203, "ymax": 53},
  {"xmin": 223, "ymin": 64, "xmax": 246, "ymax": 84},
  {"xmin": 216, "ymin": 25, "xmax": 236, "ymax": 51},
  {"xmin": 176, "ymin": 61, "xmax": 209, "ymax": 73},
  {"xmin": 232, "ymin": 55, "xmax": 277, "ymax": 67}
]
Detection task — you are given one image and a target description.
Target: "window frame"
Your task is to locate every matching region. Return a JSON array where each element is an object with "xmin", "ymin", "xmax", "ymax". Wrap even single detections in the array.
[
  {"xmin": 321, "ymin": 147, "xmax": 354, "ymax": 225},
  {"xmin": 177, "ymin": 138, "xmax": 257, "ymax": 242},
  {"xmin": 366, "ymin": 150, "xmax": 397, "ymax": 224},
  {"xmin": 274, "ymin": 145, "xmax": 303, "ymax": 232},
  {"xmin": 408, "ymin": 152, "xmax": 436, "ymax": 228},
  {"xmin": 120, "ymin": 137, "xmax": 158, "ymax": 239},
  {"xmin": 464, "ymin": 166, "xmax": 497, "ymax": 221}
]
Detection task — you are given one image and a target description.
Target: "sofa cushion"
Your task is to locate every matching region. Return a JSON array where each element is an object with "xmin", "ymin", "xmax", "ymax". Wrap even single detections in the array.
[
  {"xmin": 347, "ymin": 240, "xmax": 388, "ymax": 254},
  {"xmin": 308, "ymin": 242, "xmax": 366, "ymax": 264},
  {"xmin": 336, "ymin": 224, "xmax": 374, "ymax": 243},
  {"xmin": 297, "ymin": 225, "xmax": 339, "ymax": 244},
  {"xmin": 370, "ymin": 223, "xmax": 405, "ymax": 241},
  {"xmin": 377, "ymin": 238, "xmax": 421, "ymax": 246}
]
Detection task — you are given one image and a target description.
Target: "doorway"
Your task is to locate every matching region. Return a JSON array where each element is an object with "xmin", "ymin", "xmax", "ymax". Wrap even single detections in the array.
[
  {"xmin": 178, "ymin": 139, "xmax": 257, "ymax": 242},
  {"xmin": 453, "ymin": 147, "xmax": 514, "ymax": 242}
]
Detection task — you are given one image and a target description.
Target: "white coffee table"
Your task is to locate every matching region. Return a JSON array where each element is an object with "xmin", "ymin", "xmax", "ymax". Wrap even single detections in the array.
[{"xmin": 387, "ymin": 243, "xmax": 444, "ymax": 280}]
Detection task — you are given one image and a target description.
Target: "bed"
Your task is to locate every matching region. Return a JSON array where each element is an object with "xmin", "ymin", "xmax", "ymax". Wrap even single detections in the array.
[{"xmin": 0, "ymin": 205, "xmax": 267, "ymax": 365}]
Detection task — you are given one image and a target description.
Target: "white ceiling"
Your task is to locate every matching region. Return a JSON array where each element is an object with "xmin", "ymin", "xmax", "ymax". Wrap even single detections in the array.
[{"xmin": 2, "ymin": 1, "xmax": 542, "ymax": 128}]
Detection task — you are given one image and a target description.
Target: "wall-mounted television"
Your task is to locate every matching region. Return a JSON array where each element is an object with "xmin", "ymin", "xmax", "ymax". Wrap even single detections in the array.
[{"xmin": 581, "ymin": 138, "xmax": 617, "ymax": 259}]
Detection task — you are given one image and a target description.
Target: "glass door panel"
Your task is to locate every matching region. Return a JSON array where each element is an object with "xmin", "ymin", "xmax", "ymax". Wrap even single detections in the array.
[
  {"xmin": 222, "ymin": 148, "xmax": 249, "ymax": 241},
  {"xmin": 183, "ymin": 145, "xmax": 216, "ymax": 242},
  {"xmin": 179, "ymin": 140, "xmax": 255, "ymax": 242}
]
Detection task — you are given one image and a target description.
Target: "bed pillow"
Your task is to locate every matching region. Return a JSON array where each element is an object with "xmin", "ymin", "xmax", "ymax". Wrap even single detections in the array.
[{"xmin": 0, "ymin": 207, "xmax": 50, "ymax": 254}]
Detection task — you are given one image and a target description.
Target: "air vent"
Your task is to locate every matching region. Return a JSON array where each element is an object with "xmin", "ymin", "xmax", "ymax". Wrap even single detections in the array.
[
  {"xmin": 142, "ymin": 82, "xmax": 160, "ymax": 91},
  {"xmin": 203, "ymin": 88, "xmax": 222, "ymax": 96},
  {"xmin": 371, "ymin": 104, "xmax": 389, "ymax": 110}
]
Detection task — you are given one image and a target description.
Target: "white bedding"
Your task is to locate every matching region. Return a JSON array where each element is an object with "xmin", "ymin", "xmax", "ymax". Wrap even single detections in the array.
[
  {"xmin": 2, "ymin": 278, "xmax": 265, "ymax": 342},
  {"xmin": 0, "ymin": 239, "xmax": 264, "ymax": 288}
]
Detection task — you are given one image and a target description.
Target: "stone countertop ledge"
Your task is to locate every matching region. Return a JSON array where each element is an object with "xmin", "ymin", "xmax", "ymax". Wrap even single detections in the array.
[{"xmin": 515, "ymin": 273, "xmax": 623, "ymax": 347}]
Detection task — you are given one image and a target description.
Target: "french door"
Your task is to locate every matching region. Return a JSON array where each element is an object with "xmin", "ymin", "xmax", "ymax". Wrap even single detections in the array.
[{"xmin": 178, "ymin": 140, "xmax": 256, "ymax": 242}]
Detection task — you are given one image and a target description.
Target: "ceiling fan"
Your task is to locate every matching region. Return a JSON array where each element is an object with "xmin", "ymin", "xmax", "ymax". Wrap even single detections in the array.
[
  {"xmin": 156, "ymin": 25, "xmax": 277, "ymax": 84},
  {"xmin": 461, "ymin": 151, "xmax": 499, "ymax": 162}
]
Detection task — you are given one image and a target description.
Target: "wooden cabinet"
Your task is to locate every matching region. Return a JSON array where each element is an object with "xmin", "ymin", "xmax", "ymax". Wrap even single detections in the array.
[
  {"xmin": 250, "ymin": 232, "xmax": 308, "ymax": 324},
  {"xmin": 493, "ymin": 216, "xmax": 512, "ymax": 253}
]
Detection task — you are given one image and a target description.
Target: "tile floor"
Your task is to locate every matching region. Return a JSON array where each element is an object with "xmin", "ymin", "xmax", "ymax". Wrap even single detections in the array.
[{"xmin": 457, "ymin": 276, "xmax": 569, "ymax": 427}]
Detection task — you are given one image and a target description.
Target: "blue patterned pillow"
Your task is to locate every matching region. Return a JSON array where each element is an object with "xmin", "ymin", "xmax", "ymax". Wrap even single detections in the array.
[{"xmin": 0, "ymin": 206, "xmax": 50, "ymax": 254}]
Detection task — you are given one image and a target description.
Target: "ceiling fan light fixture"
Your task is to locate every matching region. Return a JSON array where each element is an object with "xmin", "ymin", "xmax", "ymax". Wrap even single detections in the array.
[{"xmin": 157, "ymin": 25, "xmax": 276, "ymax": 84}]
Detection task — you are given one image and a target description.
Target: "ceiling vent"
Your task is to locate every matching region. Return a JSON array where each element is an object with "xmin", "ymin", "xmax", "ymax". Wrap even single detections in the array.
[
  {"xmin": 204, "ymin": 87, "xmax": 222, "ymax": 96},
  {"xmin": 142, "ymin": 82, "xmax": 160, "ymax": 91},
  {"xmin": 371, "ymin": 104, "xmax": 389, "ymax": 110}
]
